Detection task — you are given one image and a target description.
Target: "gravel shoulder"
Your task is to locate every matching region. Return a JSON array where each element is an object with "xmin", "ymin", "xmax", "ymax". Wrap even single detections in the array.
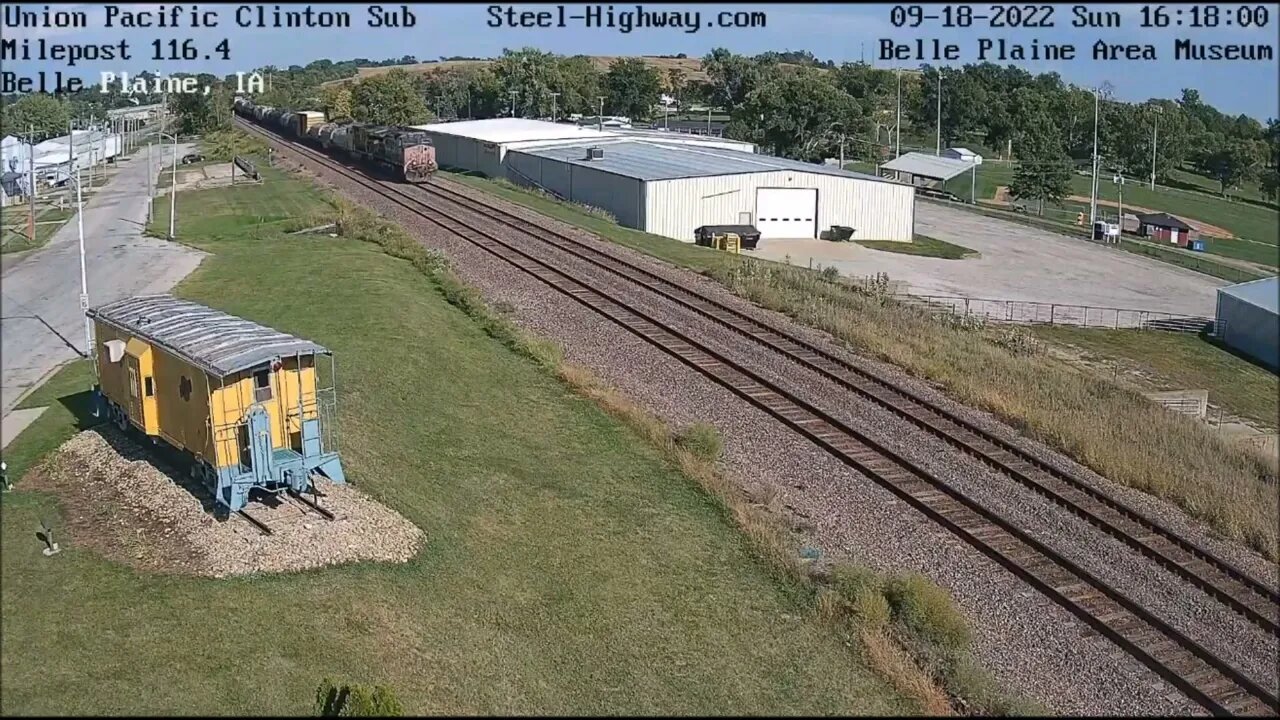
[{"xmin": 268, "ymin": 148, "xmax": 1274, "ymax": 715}]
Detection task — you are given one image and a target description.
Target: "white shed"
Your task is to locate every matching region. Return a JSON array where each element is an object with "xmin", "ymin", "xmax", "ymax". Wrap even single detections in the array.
[
  {"xmin": 506, "ymin": 140, "xmax": 916, "ymax": 243},
  {"xmin": 942, "ymin": 147, "xmax": 982, "ymax": 165}
]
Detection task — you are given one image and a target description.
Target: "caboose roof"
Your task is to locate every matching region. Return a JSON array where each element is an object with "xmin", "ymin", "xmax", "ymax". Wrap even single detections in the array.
[{"xmin": 87, "ymin": 294, "xmax": 329, "ymax": 378}]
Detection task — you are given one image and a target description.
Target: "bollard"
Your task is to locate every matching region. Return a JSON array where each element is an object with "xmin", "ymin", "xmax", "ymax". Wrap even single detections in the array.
[{"xmin": 38, "ymin": 519, "xmax": 61, "ymax": 556}]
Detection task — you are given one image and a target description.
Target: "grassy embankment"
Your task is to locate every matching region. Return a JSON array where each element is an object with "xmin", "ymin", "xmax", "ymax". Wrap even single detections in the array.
[
  {"xmin": 2, "ymin": 162, "xmax": 1034, "ymax": 714},
  {"xmin": 857, "ymin": 234, "xmax": 979, "ymax": 259},
  {"xmin": 444, "ymin": 170, "xmax": 1280, "ymax": 562},
  {"xmin": 1030, "ymin": 326, "xmax": 1279, "ymax": 431}
]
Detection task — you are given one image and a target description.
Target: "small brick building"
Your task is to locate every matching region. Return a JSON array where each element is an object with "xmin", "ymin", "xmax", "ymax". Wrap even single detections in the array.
[{"xmin": 1136, "ymin": 212, "xmax": 1195, "ymax": 247}]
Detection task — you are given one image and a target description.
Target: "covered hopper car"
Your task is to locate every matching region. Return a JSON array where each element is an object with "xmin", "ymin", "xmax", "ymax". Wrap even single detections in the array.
[{"xmin": 87, "ymin": 294, "xmax": 348, "ymax": 516}]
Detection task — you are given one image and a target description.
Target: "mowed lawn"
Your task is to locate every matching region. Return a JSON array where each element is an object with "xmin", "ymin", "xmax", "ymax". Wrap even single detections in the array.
[{"xmin": 0, "ymin": 170, "xmax": 908, "ymax": 714}]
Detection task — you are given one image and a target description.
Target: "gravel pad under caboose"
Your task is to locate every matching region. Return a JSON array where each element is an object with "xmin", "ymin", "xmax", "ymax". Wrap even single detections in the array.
[{"xmin": 24, "ymin": 428, "xmax": 425, "ymax": 578}]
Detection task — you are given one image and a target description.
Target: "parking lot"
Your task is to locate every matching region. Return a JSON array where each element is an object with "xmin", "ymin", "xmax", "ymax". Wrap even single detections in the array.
[{"xmin": 754, "ymin": 201, "xmax": 1227, "ymax": 317}]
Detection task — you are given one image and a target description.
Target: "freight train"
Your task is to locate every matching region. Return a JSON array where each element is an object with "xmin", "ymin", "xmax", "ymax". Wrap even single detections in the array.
[{"xmin": 233, "ymin": 97, "xmax": 437, "ymax": 183}]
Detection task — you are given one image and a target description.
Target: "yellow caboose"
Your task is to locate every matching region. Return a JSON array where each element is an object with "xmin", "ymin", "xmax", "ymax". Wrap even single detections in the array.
[{"xmin": 87, "ymin": 295, "xmax": 346, "ymax": 515}]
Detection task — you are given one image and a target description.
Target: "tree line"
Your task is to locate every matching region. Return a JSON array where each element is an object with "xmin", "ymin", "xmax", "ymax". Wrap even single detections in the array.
[{"xmin": 6, "ymin": 48, "xmax": 1275, "ymax": 204}]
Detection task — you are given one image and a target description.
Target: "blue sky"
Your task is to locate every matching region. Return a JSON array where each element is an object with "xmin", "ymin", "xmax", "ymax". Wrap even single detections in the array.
[{"xmin": 7, "ymin": 2, "xmax": 1279, "ymax": 119}]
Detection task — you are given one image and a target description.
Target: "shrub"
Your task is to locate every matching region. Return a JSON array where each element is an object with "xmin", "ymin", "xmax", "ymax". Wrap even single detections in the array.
[
  {"xmin": 884, "ymin": 572, "xmax": 973, "ymax": 656},
  {"xmin": 315, "ymin": 679, "xmax": 404, "ymax": 716},
  {"xmin": 674, "ymin": 422, "xmax": 724, "ymax": 463}
]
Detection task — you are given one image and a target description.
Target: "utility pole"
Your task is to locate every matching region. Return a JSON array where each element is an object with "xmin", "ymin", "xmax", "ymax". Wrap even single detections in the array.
[
  {"xmin": 75, "ymin": 166, "xmax": 92, "ymax": 361},
  {"xmin": 895, "ymin": 68, "xmax": 902, "ymax": 159},
  {"xmin": 27, "ymin": 125, "xmax": 36, "ymax": 242},
  {"xmin": 508, "ymin": 90, "xmax": 518, "ymax": 118},
  {"xmin": 69, "ymin": 117, "xmax": 79, "ymax": 191},
  {"xmin": 1116, "ymin": 173, "xmax": 1125, "ymax": 241},
  {"xmin": 158, "ymin": 132, "xmax": 178, "ymax": 239},
  {"xmin": 935, "ymin": 71, "xmax": 943, "ymax": 156},
  {"xmin": 1089, "ymin": 88, "xmax": 1100, "ymax": 233},
  {"xmin": 147, "ymin": 142, "xmax": 154, "ymax": 223},
  {"xmin": 597, "ymin": 96, "xmax": 605, "ymax": 131},
  {"xmin": 549, "ymin": 92, "xmax": 560, "ymax": 122},
  {"xmin": 1149, "ymin": 105, "xmax": 1161, "ymax": 190},
  {"xmin": 706, "ymin": 106, "xmax": 711, "ymax": 134}
]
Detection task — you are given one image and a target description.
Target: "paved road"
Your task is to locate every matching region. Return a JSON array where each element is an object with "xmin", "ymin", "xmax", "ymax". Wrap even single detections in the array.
[
  {"xmin": 1, "ymin": 148, "xmax": 206, "ymax": 419},
  {"xmin": 756, "ymin": 201, "xmax": 1226, "ymax": 317}
]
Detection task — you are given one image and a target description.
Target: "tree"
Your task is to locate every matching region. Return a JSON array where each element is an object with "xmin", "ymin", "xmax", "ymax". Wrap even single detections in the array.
[
  {"xmin": 728, "ymin": 69, "xmax": 859, "ymax": 161},
  {"xmin": 557, "ymin": 55, "xmax": 604, "ymax": 117},
  {"xmin": 604, "ymin": 57, "xmax": 661, "ymax": 121},
  {"xmin": 1197, "ymin": 139, "xmax": 1265, "ymax": 195},
  {"xmin": 1009, "ymin": 115, "xmax": 1071, "ymax": 215},
  {"xmin": 1260, "ymin": 168, "xmax": 1280, "ymax": 201},
  {"xmin": 320, "ymin": 84, "xmax": 353, "ymax": 121},
  {"xmin": 2, "ymin": 93, "xmax": 70, "ymax": 142},
  {"xmin": 350, "ymin": 68, "xmax": 430, "ymax": 125},
  {"xmin": 491, "ymin": 47, "xmax": 563, "ymax": 118},
  {"xmin": 702, "ymin": 48, "xmax": 770, "ymax": 111},
  {"xmin": 666, "ymin": 68, "xmax": 687, "ymax": 111},
  {"xmin": 912, "ymin": 65, "xmax": 985, "ymax": 149},
  {"xmin": 172, "ymin": 74, "xmax": 232, "ymax": 134}
]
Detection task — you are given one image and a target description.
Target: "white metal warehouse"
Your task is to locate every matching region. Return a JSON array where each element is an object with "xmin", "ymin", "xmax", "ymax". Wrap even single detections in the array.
[
  {"xmin": 1216, "ymin": 277, "xmax": 1278, "ymax": 371},
  {"xmin": 506, "ymin": 140, "xmax": 916, "ymax": 242},
  {"xmin": 410, "ymin": 118, "xmax": 621, "ymax": 178}
]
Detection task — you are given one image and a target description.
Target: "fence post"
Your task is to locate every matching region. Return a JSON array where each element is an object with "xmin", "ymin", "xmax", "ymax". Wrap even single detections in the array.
[
  {"xmin": 1050, "ymin": 304, "xmax": 1055, "ymax": 325},
  {"xmin": 1083, "ymin": 306, "xmax": 1088, "ymax": 328}
]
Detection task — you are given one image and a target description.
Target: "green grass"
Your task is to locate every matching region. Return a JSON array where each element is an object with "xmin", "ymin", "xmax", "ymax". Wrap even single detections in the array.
[
  {"xmin": 439, "ymin": 171, "xmax": 1278, "ymax": 562},
  {"xmin": 1117, "ymin": 238, "xmax": 1270, "ymax": 283},
  {"xmin": 856, "ymin": 234, "xmax": 979, "ymax": 260},
  {"xmin": 444, "ymin": 172, "xmax": 746, "ymax": 276},
  {"xmin": 1030, "ymin": 327, "xmax": 1279, "ymax": 430},
  {"xmin": 3, "ymin": 166, "xmax": 913, "ymax": 715},
  {"xmin": 1, "ymin": 206, "xmax": 76, "ymax": 254},
  {"xmin": 1165, "ymin": 167, "xmax": 1278, "ymax": 209}
]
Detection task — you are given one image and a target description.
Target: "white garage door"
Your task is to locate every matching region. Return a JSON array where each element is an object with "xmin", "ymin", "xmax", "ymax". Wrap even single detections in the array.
[{"xmin": 755, "ymin": 188, "xmax": 818, "ymax": 239}]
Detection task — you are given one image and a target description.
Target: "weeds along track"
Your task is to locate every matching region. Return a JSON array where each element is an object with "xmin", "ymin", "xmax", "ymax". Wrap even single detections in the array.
[{"xmin": 239, "ymin": 119, "xmax": 1279, "ymax": 716}]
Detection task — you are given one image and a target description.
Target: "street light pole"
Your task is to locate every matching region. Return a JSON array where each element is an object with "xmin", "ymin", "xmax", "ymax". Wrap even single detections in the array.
[
  {"xmin": 74, "ymin": 166, "xmax": 92, "ymax": 362},
  {"xmin": 935, "ymin": 71, "xmax": 942, "ymax": 155},
  {"xmin": 1150, "ymin": 106, "xmax": 1161, "ymax": 190},
  {"xmin": 508, "ymin": 90, "xmax": 518, "ymax": 118},
  {"xmin": 549, "ymin": 92, "xmax": 560, "ymax": 122},
  {"xmin": 597, "ymin": 96, "xmax": 605, "ymax": 132},
  {"xmin": 158, "ymin": 132, "xmax": 178, "ymax": 239},
  {"xmin": 1089, "ymin": 88, "xmax": 1100, "ymax": 232},
  {"xmin": 147, "ymin": 142, "xmax": 154, "ymax": 222},
  {"xmin": 895, "ymin": 68, "xmax": 902, "ymax": 159}
]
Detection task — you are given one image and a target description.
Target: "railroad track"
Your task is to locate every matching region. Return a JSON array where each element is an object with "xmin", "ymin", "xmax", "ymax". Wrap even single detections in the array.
[
  {"xmin": 239, "ymin": 118, "xmax": 1280, "ymax": 716},
  {"xmin": 411, "ymin": 177, "xmax": 1280, "ymax": 636}
]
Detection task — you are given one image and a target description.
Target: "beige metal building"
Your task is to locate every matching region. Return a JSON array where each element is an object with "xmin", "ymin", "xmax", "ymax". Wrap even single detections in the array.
[{"xmin": 506, "ymin": 140, "xmax": 916, "ymax": 242}]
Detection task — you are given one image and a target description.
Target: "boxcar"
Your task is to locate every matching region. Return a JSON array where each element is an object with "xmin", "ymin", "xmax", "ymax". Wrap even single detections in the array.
[
  {"xmin": 295, "ymin": 110, "xmax": 326, "ymax": 138},
  {"xmin": 87, "ymin": 294, "xmax": 347, "ymax": 515}
]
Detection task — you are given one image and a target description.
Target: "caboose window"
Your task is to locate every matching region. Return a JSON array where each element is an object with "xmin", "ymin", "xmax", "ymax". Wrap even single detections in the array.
[
  {"xmin": 144, "ymin": 377, "xmax": 154, "ymax": 397},
  {"xmin": 254, "ymin": 369, "xmax": 273, "ymax": 402}
]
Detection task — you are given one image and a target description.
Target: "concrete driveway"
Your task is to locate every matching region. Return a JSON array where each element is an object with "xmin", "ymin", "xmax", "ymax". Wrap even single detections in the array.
[
  {"xmin": 755, "ymin": 201, "xmax": 1227, "ymax": 317},
  {"xmin": 2, "ymin": 147, "xmax": 206, "ymax": 427}
]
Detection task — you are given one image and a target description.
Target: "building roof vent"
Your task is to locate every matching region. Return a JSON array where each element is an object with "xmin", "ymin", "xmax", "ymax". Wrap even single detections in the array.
[{"xmin": 586, "ymin": 147, "xmax": 604, "ymax": 160}]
